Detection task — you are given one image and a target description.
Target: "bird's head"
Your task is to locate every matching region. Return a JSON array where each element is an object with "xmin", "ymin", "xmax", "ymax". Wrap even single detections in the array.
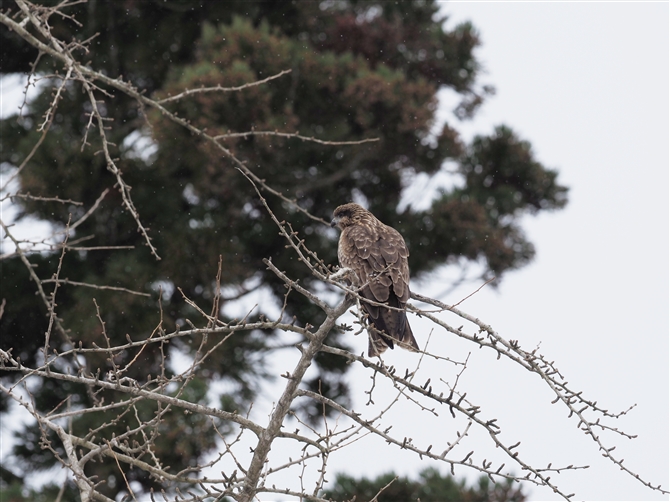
[{"xmin": 331, "ymin": 203, "xmax": 368, "ymax": 230}]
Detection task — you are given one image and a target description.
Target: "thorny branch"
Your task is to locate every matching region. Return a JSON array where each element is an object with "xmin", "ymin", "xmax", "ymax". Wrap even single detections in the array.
[{"xmin": 0, "ymin": 2, "xmax": 666, "ymax": 502}]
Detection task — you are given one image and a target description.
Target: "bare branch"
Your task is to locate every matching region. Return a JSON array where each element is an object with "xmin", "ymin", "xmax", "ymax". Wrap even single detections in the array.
[
  {"xmin": 40, "ymin": 278, "xmax": 151, "ymax": 297},
  {"xmin": 214, "ymin": 130, "xmax": 379, "ymax": 146},
  {"xmin": 156, "ymin": 69, "xmax": 293, "ymax": 104}
]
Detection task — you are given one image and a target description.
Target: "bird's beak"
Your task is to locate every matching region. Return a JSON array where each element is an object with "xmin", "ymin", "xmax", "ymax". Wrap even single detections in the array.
[{"xmin": 330, "ymin": 217, "xmax": 339, "ymax": 228}]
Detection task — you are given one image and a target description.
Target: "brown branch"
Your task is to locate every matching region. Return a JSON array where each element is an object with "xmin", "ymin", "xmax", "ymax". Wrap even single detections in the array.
[
  {"xmin": 449, "ymin": 276, "xmax": 496, "ymax": 308},
  {"xmin": 236, "ymin": 294, "xmax": 355, "ymax": 502},
  {"xmin": 41, "ymin": 278, "xmax": 151, "ymax": 297},
  {"xmin": 6, "ymin": 192, "xmax": 83, "ymax": 205},
  {"xmin": 157, "ymin": 69, "xmax": 292, "ymax": 103},
  {"xmin": 214, "ymin": 130, "xmax": 379, "ymax": 146}
]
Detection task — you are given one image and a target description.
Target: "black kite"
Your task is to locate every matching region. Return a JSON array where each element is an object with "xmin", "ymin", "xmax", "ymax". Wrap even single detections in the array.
[{"xmin": 331, "ymin": 203, "xmax": 419, "ymax": 356}]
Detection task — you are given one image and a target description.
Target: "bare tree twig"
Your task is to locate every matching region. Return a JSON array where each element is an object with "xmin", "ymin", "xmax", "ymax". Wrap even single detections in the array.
[
  {"xmin": 156, "ymin": 69, "xmax": 293, "ymax": 104},
  {"xmin": 214, "ymin": 130, "xmax": 379, "ymax": 146},
  {"xmin": 41, "ymin": 278, "xmax": 151, "ymax": 297}
]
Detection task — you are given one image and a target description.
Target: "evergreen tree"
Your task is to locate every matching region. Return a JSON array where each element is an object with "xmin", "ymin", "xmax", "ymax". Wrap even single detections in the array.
[
  {"xmin": 0, "ymin": 1, "xmax": 567, "ymax": 498},
  {"xmin": 323, "ymin": 468, "xmax": 526, "ymax": 502}
]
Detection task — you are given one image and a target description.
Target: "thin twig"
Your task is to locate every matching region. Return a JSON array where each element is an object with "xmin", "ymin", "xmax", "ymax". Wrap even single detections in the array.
[{"xmin": 157, "ymin": 69, "xmax": 293, "ymax": 104}]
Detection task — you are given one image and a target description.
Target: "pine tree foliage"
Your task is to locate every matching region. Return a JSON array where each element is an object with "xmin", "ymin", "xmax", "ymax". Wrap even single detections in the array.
[
  {"xmin": 323, "ymin": 468, "xmax": 526, "ymax": 502},
  {"xmin": 0, "ymin": 1, "xmax": 584, "ymax": 500}
]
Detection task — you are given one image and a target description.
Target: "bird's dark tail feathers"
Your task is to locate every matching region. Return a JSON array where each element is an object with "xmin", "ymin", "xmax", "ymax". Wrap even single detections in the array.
[
  {"xmin": 398, "ymin": 317, "xmax": 420, "ymax": 353},
  {"xmin": 367, "ymin": 312, "xmax": 419, "ymax": 357}
]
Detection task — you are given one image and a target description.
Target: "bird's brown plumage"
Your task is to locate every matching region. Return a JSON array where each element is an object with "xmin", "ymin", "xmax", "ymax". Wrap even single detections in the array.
[{"xmin": 331, "ymin": 203, "xmax": 419, "ymax": 356}]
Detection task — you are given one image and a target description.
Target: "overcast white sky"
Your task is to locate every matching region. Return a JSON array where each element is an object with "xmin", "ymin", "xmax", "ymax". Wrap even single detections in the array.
[{"xmin": 1, "ymin": 2, "xmax": 668, "ymax": 502}]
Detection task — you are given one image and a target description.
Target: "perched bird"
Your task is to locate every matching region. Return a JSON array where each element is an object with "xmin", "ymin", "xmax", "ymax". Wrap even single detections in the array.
[{"xmin": 330, "ymin": 203, "xmax": 419, "ymax": 356}]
